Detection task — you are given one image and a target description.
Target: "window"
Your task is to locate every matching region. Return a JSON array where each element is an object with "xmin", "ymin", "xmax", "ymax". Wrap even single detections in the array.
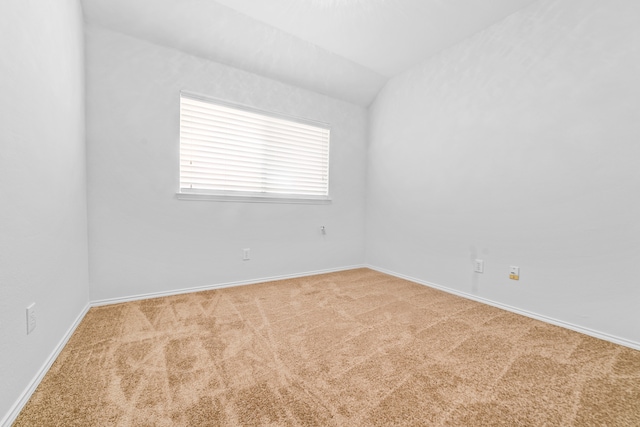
[{"xmin": 178, "ymin": 92, "xmax": 331, "ymax": 203}]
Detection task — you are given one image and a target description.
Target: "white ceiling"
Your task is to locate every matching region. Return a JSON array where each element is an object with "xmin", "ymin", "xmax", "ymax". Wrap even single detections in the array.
[
  {"xmin": 81, "ymin": 0, "xmax": 538, "ymax": 106},
  {"xmin": 213, "ymin": 0, "xmax": 538, "ymax": 77}
]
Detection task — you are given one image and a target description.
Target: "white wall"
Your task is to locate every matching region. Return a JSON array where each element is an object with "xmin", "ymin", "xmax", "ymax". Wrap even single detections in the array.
[
  {"xmin": 366, "ymin": 0, "xmax": 640, "ymax": 345},
  {"xmin": 0, "ymin": 0, "xmax": 89, "ymax": 422},
  {"xmin": 85, "ymin": 26, "xmax": 368, "ymax": 301},
  {"xmin": 81, "ymin": 0, "xmax": 386, "ymax": 107}
]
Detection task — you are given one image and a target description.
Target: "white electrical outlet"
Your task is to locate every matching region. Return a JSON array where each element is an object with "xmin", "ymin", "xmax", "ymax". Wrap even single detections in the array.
[
  {"xmin": 26, "ymin": 303, "xmax": 36, "ymax": 335},
  {"xmin": 243, "ymin": 248, "xmax": 250, "ymax": 261},
  {"xmin": 509, "ymin": 266, "xmax": 520, "ymax": 280},
  {"xmin": 474, "ymin": 259, "xmax": 484, "ymax": 273}
]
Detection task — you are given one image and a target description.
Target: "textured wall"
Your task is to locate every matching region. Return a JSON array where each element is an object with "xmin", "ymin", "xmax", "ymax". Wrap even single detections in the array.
[
  {"xmin": 366, "ymin": 0, "xmax": 640, "ymax": 344},
  {"xmin": 0, "ymin": 0, "xmax": 89, "ymax": 422},
  {"xmin": 86, "ymin": 26, "xmax": 368, "ymax": 301}
]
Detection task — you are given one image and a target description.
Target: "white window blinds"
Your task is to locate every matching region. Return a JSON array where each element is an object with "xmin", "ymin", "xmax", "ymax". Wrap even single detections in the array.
[{"xmin": 179, "ymin": 93, "xmax": 330, "ymax": 201}]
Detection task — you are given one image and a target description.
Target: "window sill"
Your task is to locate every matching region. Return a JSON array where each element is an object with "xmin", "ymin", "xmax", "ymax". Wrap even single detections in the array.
[{"xmin": 176, "ymin": 192, "xmax": 332, "ymax": 205}]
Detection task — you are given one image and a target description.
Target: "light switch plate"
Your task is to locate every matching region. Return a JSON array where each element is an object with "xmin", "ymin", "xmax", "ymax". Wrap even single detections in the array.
[{"xmin": 26, "ymin": 303, "xmax": 36, "ymax": 334}]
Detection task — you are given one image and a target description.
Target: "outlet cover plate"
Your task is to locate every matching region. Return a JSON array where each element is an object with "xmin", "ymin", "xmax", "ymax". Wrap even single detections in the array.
[{"xmin": 474, "ymin": 259, "xmax": 484, "ymax": 273}]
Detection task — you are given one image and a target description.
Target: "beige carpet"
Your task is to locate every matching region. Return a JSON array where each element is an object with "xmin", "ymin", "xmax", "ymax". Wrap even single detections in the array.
[{"xmin": 14, "ymin": 268, "xmax": 640, "ymax": 426}]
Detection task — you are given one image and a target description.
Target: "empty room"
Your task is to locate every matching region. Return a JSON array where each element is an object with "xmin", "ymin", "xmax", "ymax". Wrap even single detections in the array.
[{"xmin": 1, "ymin": 0, "xmax": 639, "ymax": 425}]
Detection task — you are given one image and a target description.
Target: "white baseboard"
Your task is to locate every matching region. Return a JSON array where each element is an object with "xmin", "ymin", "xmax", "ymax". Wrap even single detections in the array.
[
  {"xmin": 1, "ymin": 303, "xmax": 91, "ymax": 427},
  {"xmin": 6, "ymin": 263, "xmax": 636, "ymax": 426},
  {"xmin": 366, "ymin": 265, "xmax": 640, "ymax": 351},
  {"xmin": 91, "ymin": 264, "xmax": 367, "ymax": 307},
  {"xmin": 3, "ymin": 265, "xmax": 366, "ymax": 425}
]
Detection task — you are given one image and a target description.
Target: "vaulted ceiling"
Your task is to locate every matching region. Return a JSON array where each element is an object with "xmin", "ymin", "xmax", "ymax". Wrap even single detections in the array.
[{"xmin": 81, "ymin": 0, "xmax": 538, "ymax": 106}]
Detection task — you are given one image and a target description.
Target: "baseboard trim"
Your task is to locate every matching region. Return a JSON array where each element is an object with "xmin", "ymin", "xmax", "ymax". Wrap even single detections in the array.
[
  {"xmin": 4, "ymin": 265, "xmax": 367, "ymax": 425},
  {"xmin": 6, "ymin": 263, "xmax": 636, "ymax": 426},
  {"xmin": 1, "ymin": 302, "xmax": 91, "ymax": 427},
  {"xmin": 91, "ymin": 264, "xmax": 367, "ymax": 307},
  {"xmin": 366, "ymin": 265, "xmax": 640, "ymax": 351}
]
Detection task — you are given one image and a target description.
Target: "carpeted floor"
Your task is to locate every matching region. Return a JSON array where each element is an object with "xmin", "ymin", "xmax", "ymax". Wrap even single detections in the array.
[{"xmin": 14, "ymin": 268, "xmax": 640, "ymax": 426}]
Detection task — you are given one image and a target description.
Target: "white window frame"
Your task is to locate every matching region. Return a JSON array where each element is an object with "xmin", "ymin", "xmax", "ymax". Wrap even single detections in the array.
[{"xmin": 177, "ymin": 91, "xmax": 331, "ymax": 204}]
